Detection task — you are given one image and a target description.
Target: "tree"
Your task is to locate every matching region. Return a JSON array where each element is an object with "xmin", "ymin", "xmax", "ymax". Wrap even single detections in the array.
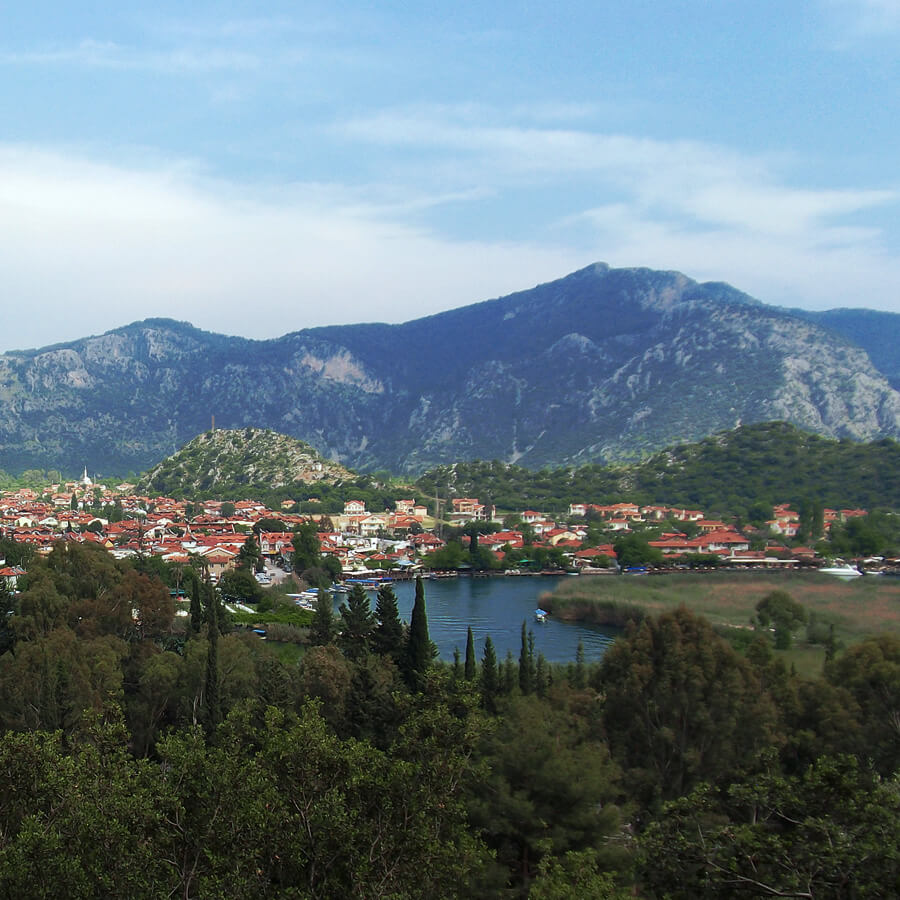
[
  {"xmin": 203, "ymin": 574, "xmax": 221, "ymax": 731},
  {"xmin": 481, "ymin": 636, "xmax": 499, "ymax": 712},
  {"xmin": 518, "ymin": 621, "xmax": 534, "ymax": 695},
  {"xmin": 252, "ymin": 517, "xmax": 286, "ymax": 535},
  {"xmin": 308, "ymin": 590, "xmax": 336, "ymax": 647},
  {"xmin": 825, "ymin": 634, "xmax": 900, "ymax": 776},
  {"xmin": 464, "ymin": 626, "xmax": 477, "ymax": 681},
  {"xmin": 218, "ymin": 567, "xmax": 262, "ymax": 605},
  {"xmin": 188, "ymin": 570, "xmax": 203, "ymax": 635},
  {"xmin": 404, "ymin": 576, "xmax": 434, "ymax": 686},
  {"xmin": 468, "ymin": 695, "xmax": 624, "ymax": 893},
  {"xmin": 291, "ymin": 522, "xmax": 322, "ymax": 574},
  {"xmin": 612, "ymin": 533, "xmax": 663, "ymax": 569},
  {"xmin": 124, "ymin": 569, "xmax": 175, "ymax": 641},
  {"xmin": 640, "ymin": 755, "xmax": 900, "ymax": 899},
  {"xmin": 502, "ymin": 651, "xmax": 516, "ymax": 696},
  {"xmin": 600, "ymin": 607, "xmax": 777, "ymax": 808},
  {"xmin": 756, "ymin": 589, "xmax": 807, "ymax": 650},
  {"xmin": 338, "ymin": 584, "xmax": 375, "ymax": 661},
  {"xmin": 530, "ymin": 850, "xmax": 631, "ymax": 900},
  {"xmin": 236, "ymin": 532, "xmax": 262, "ymax": 572},
  {"xmin": 535, "ymin": 653, "xmax": 549, "ymax": 698},
  {"xmin": 373, "ymin": 584, "xmax": 404, "ymax": 661},
  {"xmin": 570, "ymin": 639, "xmax": 587, "ymax": 690}
]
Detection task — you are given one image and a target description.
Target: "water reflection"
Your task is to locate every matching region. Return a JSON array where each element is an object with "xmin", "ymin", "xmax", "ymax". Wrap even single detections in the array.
[{"xmin": 380, "ymin": 575, "xmax": 617, "ymax": 664}]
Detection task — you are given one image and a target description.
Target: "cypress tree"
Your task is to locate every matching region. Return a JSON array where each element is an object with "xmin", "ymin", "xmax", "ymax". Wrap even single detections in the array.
[
  {"xmin": 188, "ymin": 571, "xmax": 202, "ymax": 636},
  {"xmin": 404, "ymin": 576, "xmax": 433, "ymax": 686},
  {"xmin": 452, "ymin": 647, "xmax": 462, "ymax": 681},
  {"xmin": 503, "ymin": 650, "xmax": 516, "ymax": 696},
  {"xmin": 518, "ymin": 620, "xmax": 535, "ymax": 695},
  {"xmin": 535, "ymin": 652, "xmax": 548, "ymax": 698},
  {"xmin": 373, "ymin": 584, "xmax": 404, "ymax": 660},
  {"xmin": 573, "ymin": 639, "xmax": 586, "ymax": 690},
  {"xmin": 204, "ymin": 573, "xmax": 221, "ymax": 731},
  {"xmin": 464, "ymin": 626, "xmax": 476, "ymax": 680},
  {"xmin": 481, "ymin": 635, "xmax": 498, "ymax": 712}
]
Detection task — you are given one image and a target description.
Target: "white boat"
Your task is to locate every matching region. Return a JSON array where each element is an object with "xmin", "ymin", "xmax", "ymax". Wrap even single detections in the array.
[
  {"xmin": 534, "ymin": 608, "xmax": 549, "ymax": 623},
  {"xmin": 819, "ymin": 563, "xmax": 861, "ymax": 577}
]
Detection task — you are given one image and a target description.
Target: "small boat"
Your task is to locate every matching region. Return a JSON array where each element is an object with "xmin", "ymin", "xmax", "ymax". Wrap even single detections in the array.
[
  {"xmin": 819, "ymin": 563, "xmax": 861, "ymax": 577},
  {"xmin": 534, "ymin": 608, "xmax": 549, "ymax": 623}
]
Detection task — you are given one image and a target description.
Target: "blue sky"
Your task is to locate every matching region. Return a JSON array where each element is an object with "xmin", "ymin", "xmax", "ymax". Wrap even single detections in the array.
[{"xmin": 2, "ymin": 0, "xmax": 900, "ymax": 351}]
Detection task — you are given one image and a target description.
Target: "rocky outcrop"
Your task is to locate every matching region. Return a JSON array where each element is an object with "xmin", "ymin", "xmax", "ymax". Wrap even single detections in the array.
[{"xmin": 137, "ymin": 428, "xmax": 352, "ymax": 496}]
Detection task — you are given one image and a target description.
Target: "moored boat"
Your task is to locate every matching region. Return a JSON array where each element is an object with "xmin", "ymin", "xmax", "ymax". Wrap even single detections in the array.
[{"xmin": 819, "ymin": 563, "xmax": 861, "ymax": 577}]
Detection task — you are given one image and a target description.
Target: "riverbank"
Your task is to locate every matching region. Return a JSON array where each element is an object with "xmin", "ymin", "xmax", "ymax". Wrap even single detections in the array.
[{"xmin": 541, "ymin": 571, "xmax": 900, "ymax": 674}]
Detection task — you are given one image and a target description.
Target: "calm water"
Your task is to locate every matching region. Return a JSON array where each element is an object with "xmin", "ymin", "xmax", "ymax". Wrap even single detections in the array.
[{"xmin": 352, "ymin": 575, "xmax": 617, "ymax": 664}]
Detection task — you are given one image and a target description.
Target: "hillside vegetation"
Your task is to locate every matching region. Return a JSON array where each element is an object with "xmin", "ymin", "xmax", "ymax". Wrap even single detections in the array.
[
  {"xmin": 416, "ymin": 421, "xmax": 900, "ymax": 516},
  {"xmin": 138, "ymin": 428, "xmax": 352, "ymax": 498}
]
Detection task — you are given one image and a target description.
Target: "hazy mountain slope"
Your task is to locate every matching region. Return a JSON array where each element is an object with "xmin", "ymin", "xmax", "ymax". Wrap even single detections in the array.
[
  {"xmin": 414, "ymin": 422, "xmax": 900, "ymax": 513},
  {"xmin": 790, "ymin": 308, "xmax": 900, "ymax": 391},
  {"xmin": 0, "ymin": 264, "xmax": 898, "ymax": 475},
  {"xmin": 137, "ymin": 428, "xmax": 353, "ymax": 497}
]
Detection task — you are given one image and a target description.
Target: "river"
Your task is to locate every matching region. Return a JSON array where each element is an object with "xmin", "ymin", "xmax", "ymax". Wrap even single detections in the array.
[{"xmin": 368, "ymin": 575, "xmax": 617, "ymax": 664}]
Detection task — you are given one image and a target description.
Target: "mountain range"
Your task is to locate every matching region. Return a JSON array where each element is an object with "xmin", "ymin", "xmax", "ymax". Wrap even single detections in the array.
[{"xmin": 2, "ymin": 262, "xmax": 899, "ymax": 476}]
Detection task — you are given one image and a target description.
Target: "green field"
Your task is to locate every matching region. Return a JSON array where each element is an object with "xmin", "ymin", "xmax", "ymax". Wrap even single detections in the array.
[{"xmin": 543, "ymin": 571, "xmax": 900, "ymax": 677}]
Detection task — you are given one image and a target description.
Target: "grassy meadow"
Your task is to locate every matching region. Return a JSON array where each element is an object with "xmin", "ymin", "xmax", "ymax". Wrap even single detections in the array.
[{"xmin": 542, "ymin": 571, "xmax": 900, "ymax": 677}]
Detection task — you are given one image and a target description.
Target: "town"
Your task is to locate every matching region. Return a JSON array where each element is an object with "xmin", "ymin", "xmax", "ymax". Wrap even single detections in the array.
[{"xmin": 0, "ymin": 466, "xmax": 886, "ymax": 594}]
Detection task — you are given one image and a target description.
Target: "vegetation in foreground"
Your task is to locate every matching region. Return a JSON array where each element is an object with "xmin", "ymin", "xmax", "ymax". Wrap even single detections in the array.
[{"xmin": 0, "ymin": 542, "xmax": 899, "ymax": 896}]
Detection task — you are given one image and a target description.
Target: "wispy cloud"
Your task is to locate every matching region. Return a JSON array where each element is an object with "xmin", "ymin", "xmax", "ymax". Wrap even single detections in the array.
[
  {"xmin": 0, "ymin": 38, "xmax": 264, "ymax": 73},
  {"xmin": 339, "ymin": 106, "xmax": 898, "ymax": 237},
  {"xmin": 0, "ymin": 145, "xmax": 581, "ymax": 352},
  {"xmin": 827, "ymin": 0, "xmax": 900, "ymax": 32},
  {"xmin": 336, "ymin": 104, "xmax": 900, "ymax": 310}
]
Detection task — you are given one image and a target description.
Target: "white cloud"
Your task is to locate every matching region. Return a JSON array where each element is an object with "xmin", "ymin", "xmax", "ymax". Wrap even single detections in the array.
[
  {"xmin": 827, "ymin": 0, "xmax": 900, "ymax": 32},
  {"xmin": 3, "ymin": 100, "xmax": 900, "ymax": 355},
  {"xmin": 0, "ymin": 39, "xmax": 264, "ymax": 73},
  {"xmin": 337, "ymin": 106, "xmax": 900, "ymax": 310},
  {"xmin": 0, "ymin": 146, "xmax": 581, "ymax": 352}
]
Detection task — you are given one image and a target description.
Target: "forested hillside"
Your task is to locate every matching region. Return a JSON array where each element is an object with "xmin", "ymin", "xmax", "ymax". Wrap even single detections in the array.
[{"xmin": 416, "ymin": 422, "xmax": 900, "ymax": 516}]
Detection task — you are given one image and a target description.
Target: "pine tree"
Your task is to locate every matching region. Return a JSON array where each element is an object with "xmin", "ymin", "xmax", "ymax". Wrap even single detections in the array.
[
  {"xmin": 339, "ymin": 584, "xmax": 375, "ymax": 660},
  {"xmin": 404, "ymin": 576, "xmax": 434, "ymax": 687},
  {"xmin": 464, "ymin": 626, "xmax": 477, "ymax": 680},
  {"xmin": 481, "ymin": 635, "xmax": 498, "ymax": 712},
  {"xmin": 373, "ymin": 584, "xmax": 404, "ymax": 661},
  {"xmin": 309, "ymin": 590, "xmax": 336, "ymax": 647}
]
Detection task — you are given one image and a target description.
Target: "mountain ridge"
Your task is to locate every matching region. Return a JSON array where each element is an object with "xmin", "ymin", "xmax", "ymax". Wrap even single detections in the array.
[{"xmin": 1, "ymin": 263, "xmax": 898, "ymax": 475}]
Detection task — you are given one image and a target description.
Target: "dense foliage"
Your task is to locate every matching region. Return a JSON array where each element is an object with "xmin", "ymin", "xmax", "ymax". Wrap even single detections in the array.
[
  {"xmin": 0, "ymin": 542, "xmax": 898, "ymax": 896},
  {"xmin": 417, "ymin": 422, "xmax": 900, "ymax": 517}
]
